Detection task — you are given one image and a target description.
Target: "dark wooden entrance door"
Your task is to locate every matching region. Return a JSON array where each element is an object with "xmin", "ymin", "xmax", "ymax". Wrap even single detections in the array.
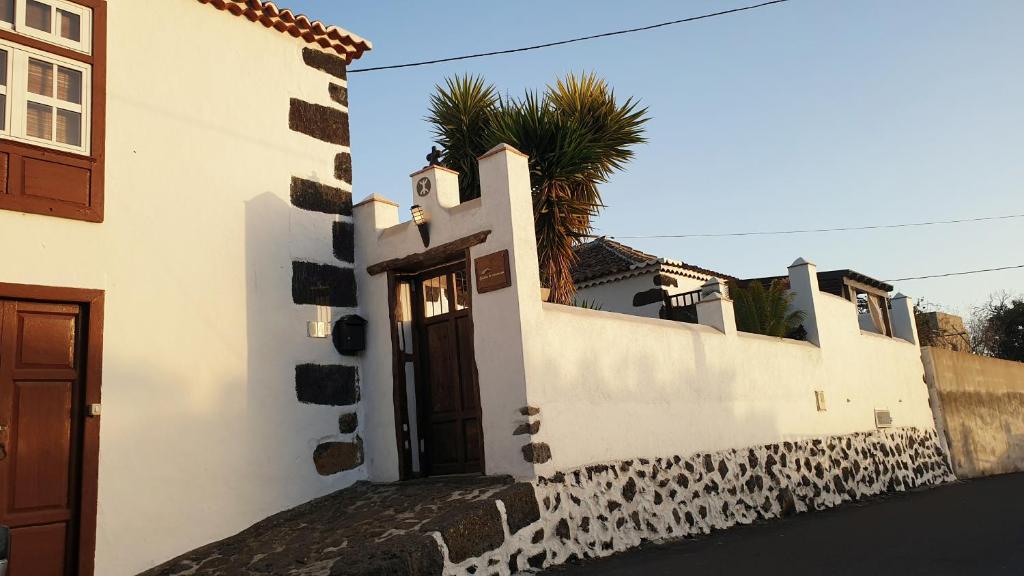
[
  {"xmin": 416, "ymin": 263, "xmax": 484, "ymax": 476},
  {"xmin": 0, "ymin": 300, "xmax": 85, "ymax": 576}
]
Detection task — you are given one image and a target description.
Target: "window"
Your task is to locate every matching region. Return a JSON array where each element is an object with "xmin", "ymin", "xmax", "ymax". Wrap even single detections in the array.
[
  {"xmin": 2, "ymin": 0, "xmax": 92, "ymax": 53},
  {"xmin": 0, "ymin": 0, "xmax": 91, "ymax": 154},
  {"xmin": 0, "ymin": 0, "xmax": 104, "ymax": 222},
  {"xmin": 0, "ymin": 42, "xmax": 89, "ymax": 152}
]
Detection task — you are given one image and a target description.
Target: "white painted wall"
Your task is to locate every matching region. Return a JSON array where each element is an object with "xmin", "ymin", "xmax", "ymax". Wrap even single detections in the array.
[
  {"xmin": 521, "ymin": 264, "xmax": 934, "ymax": 475},
  {"xmin": 576, "ymin": 270, "xmax": 706, "ymax": 318},
  {"xmin": 0, "ymin": 2, "xmax": 361, "ymax": 574},
  {"xmin": 356, "ymin": 146, "xmax": 935, "ymax": 487},
  {"xmin": 355, "ymin": 145, "xmax": 540, "ymax": 481}
]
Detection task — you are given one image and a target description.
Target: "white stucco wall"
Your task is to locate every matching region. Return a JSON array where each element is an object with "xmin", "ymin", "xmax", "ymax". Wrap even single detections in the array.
[
  {"xmin": 576, "ymin": 270, "xmax": 706, "ymax": 318},
  {"xmin": 356, "ymin": 145, "xmax": 934, "ymax": 489},
  {"xmin": 522, "ymin": 273, "xmax": 934, "ymax": 475},
  {"xmin": 0, "ymin": 2, "xmax": 361, "ymax": 574},
  {"xmin": 355, "ymin": 145, "xmax": 540, "ymax": 482}
]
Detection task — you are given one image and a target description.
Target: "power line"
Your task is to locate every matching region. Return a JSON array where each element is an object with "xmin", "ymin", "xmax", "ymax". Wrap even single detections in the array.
[
  {"xmin": 608, "ymin": 213, "xmax": 1024, "ymax": 239},
  {"xmin": 349, "ymin": 0, "xmax": 791, "ymax": 73},
  {"xmin": 886, "ymin": 265, "xmax": 1024, "ymax": 282}
]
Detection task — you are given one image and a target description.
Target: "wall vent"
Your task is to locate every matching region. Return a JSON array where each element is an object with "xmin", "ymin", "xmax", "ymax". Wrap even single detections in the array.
[{"xmin": 874, "ymin": 409, "xmax": 893, "ymax": 428}]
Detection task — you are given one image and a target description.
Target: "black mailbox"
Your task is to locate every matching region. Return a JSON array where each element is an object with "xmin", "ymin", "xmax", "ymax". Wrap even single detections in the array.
[{"xmin": 333, "ymin": 315, "xmax": 367, "ymax": 356}]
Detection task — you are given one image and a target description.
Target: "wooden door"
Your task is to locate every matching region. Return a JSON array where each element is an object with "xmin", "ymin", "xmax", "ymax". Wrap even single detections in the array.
[
  {"xmin": 0, "ymin": 300, "xmax": 85, "ymax": 576},
  {"xmin": 416, "ymin": 264, "xmax": 483, "ymax": 476}
]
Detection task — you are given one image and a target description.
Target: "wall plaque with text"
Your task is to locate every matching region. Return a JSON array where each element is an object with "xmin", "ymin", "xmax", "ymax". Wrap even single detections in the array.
[{"xmin": 474, "ymin": 250, "xmax": 511, "ymax": 294}]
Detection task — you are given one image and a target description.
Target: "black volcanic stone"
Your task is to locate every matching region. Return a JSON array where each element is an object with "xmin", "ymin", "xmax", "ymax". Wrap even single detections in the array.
[
  {"xmin": 527, "ymin": 551, "xmax": 547, "ymax": 570},
  {"xmin": 556, "ymin": 518, "xmax": 570, "ymax": 541},
  {"xmin": 622, "ymin": 478, "xmax": 637, "ymax": 503},
  {"xmin": 496, "ymin": 483, "xmax": 539, "ymax": 535}
]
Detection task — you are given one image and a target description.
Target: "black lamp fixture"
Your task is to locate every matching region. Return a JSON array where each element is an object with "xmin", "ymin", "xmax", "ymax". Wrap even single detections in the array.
[{"xmin": 411, "ymin": 204, "xmax": 430, "ymax": 247}]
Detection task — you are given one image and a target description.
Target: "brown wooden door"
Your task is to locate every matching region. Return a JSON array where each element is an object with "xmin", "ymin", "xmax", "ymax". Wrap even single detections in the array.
[
  {"xmin": 416, "ymin": 264, "xmax": 484, "ymax": 476},
  {"xmin": 0, "ymin": 300, "xmax": 85, "ymax": 576}
]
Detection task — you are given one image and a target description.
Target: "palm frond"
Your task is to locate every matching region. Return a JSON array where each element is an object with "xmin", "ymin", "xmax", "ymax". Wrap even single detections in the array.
[
  {"xmin": 731, "ymin": 280, "xmax": 806, "ymax": 338},
  {"xmin": 426, "ymin": 73, "xmax": 649, "ymax": 303},
  {"xmin": 426, "ymin": 74, "xmax": 499, "ymax": 202}
]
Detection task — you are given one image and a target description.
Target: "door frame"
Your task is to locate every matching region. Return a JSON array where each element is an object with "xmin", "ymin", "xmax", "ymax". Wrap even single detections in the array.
[
  {"xmin": 387, "ymin": 253, "xmax": 485, "ymax": 480},
  {"xmin": 0, "ymin": 282, "xmax": 103, "ymax": 576}
]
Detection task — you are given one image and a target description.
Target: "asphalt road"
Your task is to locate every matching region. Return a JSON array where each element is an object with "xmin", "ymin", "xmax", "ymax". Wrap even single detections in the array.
[{"xmin": 544, "ymin": 473, "xmax": 1024, "ymax": 575}]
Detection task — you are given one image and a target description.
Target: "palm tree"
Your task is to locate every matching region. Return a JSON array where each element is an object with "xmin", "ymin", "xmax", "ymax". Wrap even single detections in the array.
[
  {"xmin": 729, "ymin": 280, "xmax": 807, "ymax": 338},
  {"xmin": 426, "ymin": 73, "xmax": 648, "ymax": 304}
]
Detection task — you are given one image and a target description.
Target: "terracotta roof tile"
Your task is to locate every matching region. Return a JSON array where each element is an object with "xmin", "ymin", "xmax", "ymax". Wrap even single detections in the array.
[
  {"xmin": 197, "ymin": 0, "xmax": 372, "ymax": 62},
  {"xmin": 571, "ymin": 237, "xmax": 735, "ymax": 284}
]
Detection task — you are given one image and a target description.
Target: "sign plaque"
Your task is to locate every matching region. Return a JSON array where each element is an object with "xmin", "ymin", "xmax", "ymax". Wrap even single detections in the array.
[{"xmin": 475, "ymin": 250, "xmax": 511, "ymax": 294}]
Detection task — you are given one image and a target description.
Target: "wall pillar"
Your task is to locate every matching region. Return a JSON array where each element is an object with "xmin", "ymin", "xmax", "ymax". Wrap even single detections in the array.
[
  {"xmin": 696, "ymin": 278, "xmax": 736, "ymax": 335},
  {"xmin": 890, "ymin": 293, "xmax": 919, "ymax": 345},
  {"xmin": 472, "ymin": 144, "xmax": 542, "ymax": 480},
  {"xmin": 787, "ymin": 257, "xmax": 825, "ymax": 347}
]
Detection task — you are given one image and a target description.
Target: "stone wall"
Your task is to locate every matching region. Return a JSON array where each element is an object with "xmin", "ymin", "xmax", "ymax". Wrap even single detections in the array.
[
  {"xmin": 289, "ymin": 47, "xmax": 363, "ymax": 476},
  {"xmin": 922, "ymin": 347, "xmax": 1024, "ymax": 478},
  {"xmin": 434, "ymin": 427, "xmax": 953, "ymax": 575}
]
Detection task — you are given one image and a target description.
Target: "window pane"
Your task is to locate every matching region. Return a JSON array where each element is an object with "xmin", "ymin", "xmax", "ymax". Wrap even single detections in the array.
[
  {"xmin": 0, "ymin": 94, "xmax": 6, "ymax": 131},
  {"xmin": 57, "ymin": 67, "xmax": 81, "ymax": 103},
  {"xmin": 0, "ymin": 50, "xmax": 7, "ymax": 86},
  {"xmin": 454, "ymin": 270, "xmax": 469, "ymax": 310},
  {"xmin": 56, "ymin": 108, "xmax": 81, "ymax": 146},
  {"xmin": 0, "ymin": 0, "xmax": 12, "ymax": 24},
  {"xmin": 58, "ymin": 9, "xmax": 80, "ymax": 41},
  {"xmin": 28, "ymin": 59, "xmax": 53, "ymax": 97},
  {"xmin": 27, "ymin": 101, "xmax": 53, "ymax": 140},
  {"xmin": 26, "ymin": 0, "xmax": 52, "ymax": 33}
]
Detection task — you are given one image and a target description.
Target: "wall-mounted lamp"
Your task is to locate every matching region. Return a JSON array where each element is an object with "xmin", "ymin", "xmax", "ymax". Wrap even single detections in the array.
[
  {"xmin": 411, "ymin": 204, "xmax": 430, "ymax": 247},
  {"xmin": 308, "ymin": 304, "xmax": 333, "ymax": 338}
]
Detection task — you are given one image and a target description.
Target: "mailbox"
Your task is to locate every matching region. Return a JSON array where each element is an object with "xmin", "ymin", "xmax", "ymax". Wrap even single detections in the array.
[{"xmin": 333, "ymin": 315, "xmax": 367, "ymax": 356}]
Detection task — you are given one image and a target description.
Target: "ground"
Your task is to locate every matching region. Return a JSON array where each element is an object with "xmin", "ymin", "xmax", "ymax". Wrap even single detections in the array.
[
  {"xmin": 140, "ymin": 476, "xmax": 518, "ymax": 576},
  {"xmin": 544, "ymin": 472, "xmax": 1024, "ymax": 575}
]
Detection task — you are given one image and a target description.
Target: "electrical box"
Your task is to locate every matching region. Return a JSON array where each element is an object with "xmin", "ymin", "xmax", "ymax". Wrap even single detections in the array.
[{"xmin": 333, "ymin": 315, "xmax": 367, "ymax": 356}]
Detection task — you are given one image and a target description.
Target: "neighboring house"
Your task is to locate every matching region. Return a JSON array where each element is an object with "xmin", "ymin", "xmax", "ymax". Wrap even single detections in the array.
[
  {"xmin": 573, "ymin": 238, "xmax": 896, "ymax": 338},
  {"xmin": 741, "ymin": 269, "xmax": 896, "ymax": 336},
  {"xmin": 571, "ymin": 237, "xmax": 734, "ymax": 317},
  {"xmin": 0, "ymin": 1, "xmax": 370, "ymax": 574}
]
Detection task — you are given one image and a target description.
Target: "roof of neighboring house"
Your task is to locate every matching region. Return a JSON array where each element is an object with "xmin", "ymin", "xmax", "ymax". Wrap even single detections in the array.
[
  {"xmin": 197, "ymin": 0, "xmax": 372, "ymax": 62},
  {"xmin": 571, "ymin": 237, "xmax": 735, "ymax": 286},
  {"xmin": 741, "ymin": 269, "xmax": 894, "ymax": 295}
]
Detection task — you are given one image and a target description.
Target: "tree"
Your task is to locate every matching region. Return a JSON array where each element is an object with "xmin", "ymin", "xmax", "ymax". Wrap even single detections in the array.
[
  {"xmin": 427, "ymin": 73, "xmax": 648, "ymax": 304},
  {"xmin": 969, "ymin": 292, "xmax": 1024, "ymax": 361},
  {"xmin": 729, "ymin": 280, "xmax": 806, "ymax": 338}
]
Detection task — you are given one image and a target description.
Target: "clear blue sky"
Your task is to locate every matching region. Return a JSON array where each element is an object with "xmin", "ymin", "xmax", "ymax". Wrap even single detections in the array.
[{"xmin": 287, "ymin": 0, "xmax": 1022, "ymax": 315}]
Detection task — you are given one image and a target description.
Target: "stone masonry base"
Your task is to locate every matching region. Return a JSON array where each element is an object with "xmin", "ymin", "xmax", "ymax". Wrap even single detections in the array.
[{"xmin": 442, "ymin": 427, "xmax": 954, "ymax": 575}]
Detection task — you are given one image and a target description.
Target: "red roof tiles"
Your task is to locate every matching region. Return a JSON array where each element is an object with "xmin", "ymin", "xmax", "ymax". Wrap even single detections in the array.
[{"xmin": 197, "ymin": 0, "xmax": 372, "ymax": 63}]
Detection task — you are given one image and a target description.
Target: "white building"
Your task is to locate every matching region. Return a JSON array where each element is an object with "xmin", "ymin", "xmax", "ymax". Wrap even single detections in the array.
[{"xmin": 0, "ymin": 1, "xmax": 370, "ymax": 574}]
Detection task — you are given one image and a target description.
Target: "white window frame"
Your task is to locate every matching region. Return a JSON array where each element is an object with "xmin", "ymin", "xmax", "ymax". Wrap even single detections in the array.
[
  {"xmin": 2, "ymin": 0, "xmax": 93, "ymax": 55},
  {"xmin": 0, "ymin": 48, "xmax": 9, "ymax": 136},
  {"xmin": 0, "ymin": 37, "xmax": 90, "ymax": 154}
]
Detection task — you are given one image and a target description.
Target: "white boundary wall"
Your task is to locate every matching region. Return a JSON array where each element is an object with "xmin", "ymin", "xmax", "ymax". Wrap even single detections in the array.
[
  {"xmin": 356, "ymin": 144, "xmax": 936, "ymax": 483},
  {"xmin": 523, "ymin": 292, "xmax": 933, "ymax": 474}
]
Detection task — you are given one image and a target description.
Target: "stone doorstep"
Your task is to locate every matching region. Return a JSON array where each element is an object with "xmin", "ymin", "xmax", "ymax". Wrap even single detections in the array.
[{"xmin": 137, "ymin": 475, "xmax": 530, "ymax": 576}]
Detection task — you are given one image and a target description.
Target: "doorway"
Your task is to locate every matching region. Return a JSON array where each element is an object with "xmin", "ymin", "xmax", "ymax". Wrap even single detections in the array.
[
  {"xmin": 392, "ymin": 261, "xmax": 484, "ymax": 478},
  {"xmin": 0, "ymin": 286, "xmax": 102, "ymax": 576}
]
